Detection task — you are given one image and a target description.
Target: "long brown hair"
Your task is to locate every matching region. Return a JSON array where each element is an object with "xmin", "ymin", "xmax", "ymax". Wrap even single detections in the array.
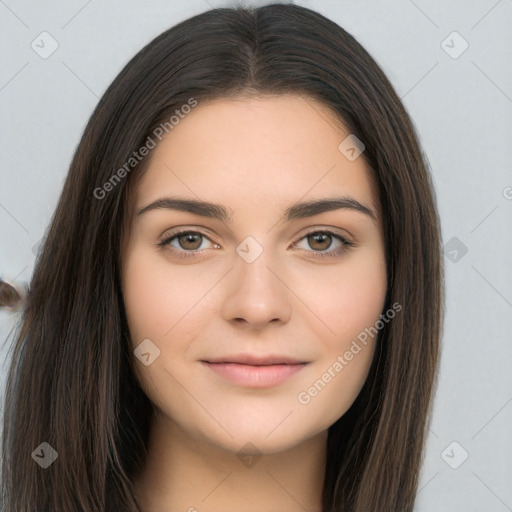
[{"xmin": 1, "ymin": 4, "xmax": 444, "ymax": 511}]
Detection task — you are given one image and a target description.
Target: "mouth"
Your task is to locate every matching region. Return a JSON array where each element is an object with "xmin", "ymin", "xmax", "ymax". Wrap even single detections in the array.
[{"xmin": 200, "ymin": 354, "xmax": 309, "ymax": 388}]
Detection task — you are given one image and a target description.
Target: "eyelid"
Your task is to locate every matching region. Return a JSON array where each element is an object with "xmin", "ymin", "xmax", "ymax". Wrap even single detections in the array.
[{"xmin": 293, "ymin": 225, "xmax": 354, "ymax": 244}]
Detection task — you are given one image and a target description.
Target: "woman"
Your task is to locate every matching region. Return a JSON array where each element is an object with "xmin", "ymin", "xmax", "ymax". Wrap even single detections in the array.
[{"xmin": 1, "ymin": 3, "xmax": 444, "ymax": 511}]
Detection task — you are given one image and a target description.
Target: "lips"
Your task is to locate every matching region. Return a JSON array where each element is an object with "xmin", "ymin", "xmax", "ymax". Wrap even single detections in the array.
[
  {"xmin": 201, "ymin": 353, "xmax": 309, "ymax": 388},
  {"xmin": 202, "ymin": 353, "xmax": 307, "ymax": 366}
]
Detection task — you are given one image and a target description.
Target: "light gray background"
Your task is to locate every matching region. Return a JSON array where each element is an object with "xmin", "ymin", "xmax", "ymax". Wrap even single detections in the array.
[{"xmin": 1, "ymin": 1, "xmax": 511, "ymax": 510}]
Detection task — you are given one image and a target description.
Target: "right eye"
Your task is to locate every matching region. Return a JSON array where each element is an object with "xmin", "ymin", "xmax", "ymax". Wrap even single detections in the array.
[{"xmin": 158, "ymin": 230, "xmax": 220, "ymax": 259}]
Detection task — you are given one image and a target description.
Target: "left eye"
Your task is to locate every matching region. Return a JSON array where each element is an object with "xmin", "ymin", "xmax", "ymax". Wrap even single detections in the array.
[{"xmin": 292, "ymin": 231, "xmax": 353, "ymax": 256}]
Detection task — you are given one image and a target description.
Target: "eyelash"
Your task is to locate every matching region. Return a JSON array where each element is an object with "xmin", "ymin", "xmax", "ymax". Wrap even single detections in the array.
[{"xmin": 157, "ymin": 229, "xmax": 355, "ymax": 260}]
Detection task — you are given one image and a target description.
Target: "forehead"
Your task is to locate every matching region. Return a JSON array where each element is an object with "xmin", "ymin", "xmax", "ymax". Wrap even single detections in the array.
[{"xmin": 133, "ymin": 94, "xmax": 380, "ymax": 222}]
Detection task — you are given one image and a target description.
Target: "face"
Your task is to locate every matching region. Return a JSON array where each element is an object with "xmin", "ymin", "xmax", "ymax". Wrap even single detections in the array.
[{"xmin": 121, "ymin": 94, "xmax": 387, "ymax": 455}]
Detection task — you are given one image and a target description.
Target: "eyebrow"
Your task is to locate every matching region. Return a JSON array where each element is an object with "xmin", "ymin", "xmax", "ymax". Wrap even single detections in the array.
[{"xmin": 137, "ymin": 196, "xmax": 377, "ymax": 223}]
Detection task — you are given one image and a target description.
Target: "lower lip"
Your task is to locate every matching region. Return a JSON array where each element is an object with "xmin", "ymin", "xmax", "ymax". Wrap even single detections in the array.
[{"xmin": 202, "ymin": 362, "xmax": 307, "ymax": 388}]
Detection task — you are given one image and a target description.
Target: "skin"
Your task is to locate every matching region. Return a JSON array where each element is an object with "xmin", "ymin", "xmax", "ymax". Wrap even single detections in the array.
[{"xmin": 121, "ymin": 94, "xmax": 387, "ymax": 512}]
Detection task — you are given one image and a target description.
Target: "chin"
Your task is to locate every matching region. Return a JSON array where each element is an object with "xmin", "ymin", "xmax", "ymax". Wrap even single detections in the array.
[{"xmin": 183, "ymin": 410, "xmax": 325, "ymax": 457}]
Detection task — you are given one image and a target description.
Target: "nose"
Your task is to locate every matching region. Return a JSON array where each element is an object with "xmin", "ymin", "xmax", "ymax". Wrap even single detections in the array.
[{"xmin": 220, "ymin": 246, "xmax": 292, "ymax": 330}]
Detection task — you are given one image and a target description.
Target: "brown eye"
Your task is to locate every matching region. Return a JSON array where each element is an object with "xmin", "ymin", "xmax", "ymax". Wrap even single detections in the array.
[
  {"xmin": 177, "ymin": 232, "xmax": 203, "ymax": 250},
  {"xmin": 158, "ymin": 230, "xmax": 218, "ymax": 259},
  {"xmin": 307, "ymin": 233, "xmax": 333, "ymax": 251},
  {"xmin": 293, "ymin": 230, "xmax": 354, "ymax": 259}
]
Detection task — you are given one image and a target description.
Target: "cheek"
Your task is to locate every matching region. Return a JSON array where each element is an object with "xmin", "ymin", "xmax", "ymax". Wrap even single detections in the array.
[
  {"xmin": 122, "ymin": 245, "xmax": 206, "ymax": 342},
  {"xmin": 300, "ymin": 247, "xmax": 387, "ymax": 345},
  {"xmin": 294, "ymin": 249, "xmax": 386, "ymax": 417},
  {"xmin": 121, "ymin": 245, "xmax": 215, "ymax": 385},
  {"xmin": 296, "ymin": 343, "xmax": 376, "ymax": 434},
  {"xmin": 122, "ymin": 256, "xmax": 170, "ymax": 342},
  {"xmin": 334, "ymin": 263, "xmax": 387, "ymax": 341},
  {"xmin": 121, "ymin": 247, "xmax": 195, "ymax": 404}
]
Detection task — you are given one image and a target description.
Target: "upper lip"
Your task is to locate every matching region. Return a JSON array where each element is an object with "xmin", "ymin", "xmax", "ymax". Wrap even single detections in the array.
[{"xmin": 202, "ymin": 354, "xmax": 307, "ymax": 366}]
